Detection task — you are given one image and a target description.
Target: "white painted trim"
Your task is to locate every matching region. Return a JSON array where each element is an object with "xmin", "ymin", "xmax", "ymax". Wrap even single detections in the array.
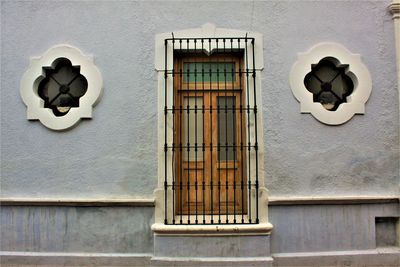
[
  {"xmin": 154, "ymin": 24, "xmax": 269, "ymax": 228},
  {"xmin": 389, "ymin": 2, "xmax": 400, "ymax": 195},
  {"xmin": 152, "ymin": 222, "xmax": 273, "ymax": 235},
  {"xmin": 155, "ymin": 23, "xmax": 264, "ymax": 71},
  {"xmin": 20, "ymin": 45, "xmax": 103, "ymax": 130},
  {"xmin": 290, "ymin": 42, "xmax": 372, "ymax": 125},
  {"xmin": 268, "ymin": 196, "xmax": 399, "ymax": 205}
]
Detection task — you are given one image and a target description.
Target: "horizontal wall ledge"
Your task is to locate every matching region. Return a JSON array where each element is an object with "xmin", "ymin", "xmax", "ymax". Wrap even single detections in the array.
[
  {"xmin": 152, "ymin": 222, "xmax": 273, "ymax": 236},
  {"xmin": 1, "ymin": 196, "xmax": 398, "ymax": 207},
  {"xmin": 0, "ymin": 198, "xmax": 155, "ymax": 207},
  {"xmin": 268, "ymin": 196, "xmax": 399, "ymax": 206}
]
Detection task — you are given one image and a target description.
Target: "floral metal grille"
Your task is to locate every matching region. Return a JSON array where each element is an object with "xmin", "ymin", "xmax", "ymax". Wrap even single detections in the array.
[
  {"xmin": 38, "ymin": 58, "xmax": 87, "ymax": 116},
  {"xmin": 304, "ymin": 58, "xmax": 354, "ymax": 111}
]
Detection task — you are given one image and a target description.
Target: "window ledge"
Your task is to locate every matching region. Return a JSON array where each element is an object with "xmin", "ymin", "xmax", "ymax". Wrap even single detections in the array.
[{"xmin": 151, "ymin": 222, "xmax": 273, "ymax": 236}]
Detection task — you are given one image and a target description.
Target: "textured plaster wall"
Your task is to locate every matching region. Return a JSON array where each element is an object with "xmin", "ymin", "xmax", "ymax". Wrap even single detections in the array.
[{"xmin": 1, "ymin": 0, "xmax": 398, "ymax": 199}]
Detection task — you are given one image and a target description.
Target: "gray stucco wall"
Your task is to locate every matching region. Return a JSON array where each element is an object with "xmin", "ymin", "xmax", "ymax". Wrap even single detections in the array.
[
  {"xmin": 269, "ymin": 203, "xmax": 399, "ymax": 253},
  {"xmin": 2, "ymin": 203, "xmax": 399, "ymax": 256},
  {"xmin": 0, "ymin": 206, "xmax": 154, "ymax": 253},
  {"xmin": 1, "ymin": 0, "xmax": 398, "ymax": 199}
]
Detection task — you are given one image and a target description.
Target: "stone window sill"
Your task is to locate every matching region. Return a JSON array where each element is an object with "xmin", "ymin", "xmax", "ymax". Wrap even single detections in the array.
[{"xmin": 151, "ymin": 222, "xmax": 273, "ymax": 236}]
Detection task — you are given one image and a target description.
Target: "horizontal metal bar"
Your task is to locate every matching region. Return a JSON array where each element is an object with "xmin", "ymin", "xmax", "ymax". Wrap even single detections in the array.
[
  {"xmin": 164, "ymin": 222, "xmax": 257, "ymax": 225},
  {"xmin": 175, "ymin": 90, "xmax": 243, "ymax": 93},
  {"xmin": 166, "ymin": 107, "xmax": 254, "ymax": 111},
  {"xmin": 168, "ymin": 183, "xmax": 254, "ymax": 187},
  {"xmin": 163, "ymin": 69, "xmax": 261, "ymax": 74},
  {"xmin": 165, "ymin": 144, "xmax": 256, "ymax": 149},
  {"xmin": 165, "ymin": 37, "xmax": 255, "ymax": 41}
]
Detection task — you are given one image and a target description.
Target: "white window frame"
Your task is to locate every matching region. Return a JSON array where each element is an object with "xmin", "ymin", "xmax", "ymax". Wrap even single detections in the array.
[
  {"xmin": 153, "ymin": 23, "xmax": 272, "ymax": 233},
  {"xmin": 289, "ymin": 42, "xmax": 372, "ymax": 125},
  {"xmin": 20, "ymin": 45, "xmax": 103, "ymax": 130}
]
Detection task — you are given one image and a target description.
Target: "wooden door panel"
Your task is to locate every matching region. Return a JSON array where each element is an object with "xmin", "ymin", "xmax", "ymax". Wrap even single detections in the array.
[
  {"xmin": 211, "ymin": 93, "xmax": 246, "ymax": 215},
  {"xmin": 174, "ymin": 54, "xmax": 247, "ymax": 217},
  {"xmin": 176, "ymin": 162, "xmax": 208, "ymax": 215},
  {"xmin": 213, "ymin": 167, "xmax": 243, "ymax": 214}
]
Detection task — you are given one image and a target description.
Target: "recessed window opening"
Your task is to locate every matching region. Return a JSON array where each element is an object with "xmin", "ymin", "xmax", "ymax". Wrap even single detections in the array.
[
  {"xmin": 304, "ymin": 57, "xmax": 354, "ymax": 111},
  {"xmin": 163, "ymin": 37, "xmax": 260, "ymax": 225},
  {"xmin": 38, "ymin": 58, "xmax": 88, "ymax": 116}
]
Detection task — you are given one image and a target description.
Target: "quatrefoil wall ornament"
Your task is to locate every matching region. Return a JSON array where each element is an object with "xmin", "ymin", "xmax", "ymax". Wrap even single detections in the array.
[
  {"xmin": 290, "ymin": 42, "xmax": 372, "ymax": 125},
  {"xmin": 20, "ymin": 45, "xmax": 103, "ymax": 130}
]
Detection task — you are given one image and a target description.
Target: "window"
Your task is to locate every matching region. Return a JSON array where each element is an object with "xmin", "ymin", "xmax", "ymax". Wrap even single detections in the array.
[
  {"xmin": 304, "ymin": 58, "xmax": 353, "ymax": 111},
  {"xmin": 38, "ymin": 58, "xmax": 88, "ymax": 116},
  {"xmin": 20, "ymin": 45, "xmax": 103, "ymax": 130},
  {"xmin": 290, "ymin": 42, "xmax": 372, "ymax": 125},
  {"xmin": 174, "ymin": 52, "xmax": 247, "ymax": 224},
  {"xmin": 154, "ymin": 24, "xmax": 270, "ymax": 229}
]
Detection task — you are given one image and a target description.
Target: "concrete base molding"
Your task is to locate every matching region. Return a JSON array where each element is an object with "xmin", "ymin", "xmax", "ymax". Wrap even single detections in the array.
[
  {"xmin": 2, "ymin": 249, "xmax": 399, "ymax": 266},
  {"xmin": 152, "ymin": 234, "xmax": 273, "ymax": 266},
  {"xmin": 0, "ymin": 252, "xmax": 152, "ymax": 266},
  {"xmin": 151, "ymin": 256, "xmax": 274, "ymax": 266},
  {"xmin": 272, "ymin": 248, "xmax": 400, "ymax": 266}
]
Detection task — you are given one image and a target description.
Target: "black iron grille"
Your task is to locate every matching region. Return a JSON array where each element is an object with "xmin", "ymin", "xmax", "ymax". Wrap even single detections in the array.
[
  {"xmin": 38, "ymin": 58, "xmax": 87, "ymax": 116},
  {"xmin": 304, "ymin": 58, "xmax": 354, "ymax": 111},
  {"xmin": 163, "ymin": 36, "xmax": 260, "ymax": 225}
]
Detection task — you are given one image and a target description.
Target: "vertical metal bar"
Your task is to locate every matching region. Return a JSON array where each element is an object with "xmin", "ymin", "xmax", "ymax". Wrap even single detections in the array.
[
  {"xmin": 231, "ymin": 38, "xmax": 237, "ymax": 224},
  {"xmin": 251, "ymin": 38, "xmax": 259, "ymax": 224},
  {"xmin": 164, "ymin": 39, "xmax": 168, "ymax": 224},
  {"xmin": 172, "ymin": 37, "xmax": 176, "ymax": 225},
  {"xmin": 245, "ymin": 35, "xmax": 252, "ymax": 223},
  {"xmin": 179, "ymin": 39, "xmax": 183, "ymax": 224},
  {"xmin": 201, "ymin": 38, "xmax": 206, "ymax": 224},
  {"xmin": 238, "ymin": 38, "xmax": 245, "ymax": 224},
  {"xmin": 194, "ymin": 39, "xmax": 198, "ymax": 224},
  {"xmin": 216, "ymin": 39, "xmax": 221, "ymax": 224},
  {"xmin": 186, "ymin": 39, "xmax": 190, "ymax": 224},
  {"xmin": 223, "ymin": 38, "xmax": 229, "ymax": 224},
  {"xmin": 209, "ymin": 38, "xmax": 214, "ymax": 224}
]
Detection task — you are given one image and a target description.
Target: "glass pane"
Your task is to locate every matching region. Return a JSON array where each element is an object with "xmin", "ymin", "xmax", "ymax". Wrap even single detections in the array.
[
  {"xmin": 183, "ymin": 62, "xmax": 235, "ymax": 83},
  {"xmin": 184, "ymin": 97, "xmax": 203, "ymax": 161},
  {"xmin": 218, "ymin": 97, "xmax": 236, "ymax": 161}
]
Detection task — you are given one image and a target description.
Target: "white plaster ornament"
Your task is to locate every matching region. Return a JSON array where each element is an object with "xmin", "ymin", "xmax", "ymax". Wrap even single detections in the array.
[
  {"xmin": 20, "ymin": 45, "xmax": 103, "ymax": 130},
  {"xmin": 290, "ymin": 42, "xmax": 372, "ymax": 125}
]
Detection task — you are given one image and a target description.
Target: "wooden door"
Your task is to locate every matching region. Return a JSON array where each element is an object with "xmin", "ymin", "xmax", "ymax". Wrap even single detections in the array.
[{"xmin": 174, "ymin": 53, "xmax": 247, "ymax": 216}]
